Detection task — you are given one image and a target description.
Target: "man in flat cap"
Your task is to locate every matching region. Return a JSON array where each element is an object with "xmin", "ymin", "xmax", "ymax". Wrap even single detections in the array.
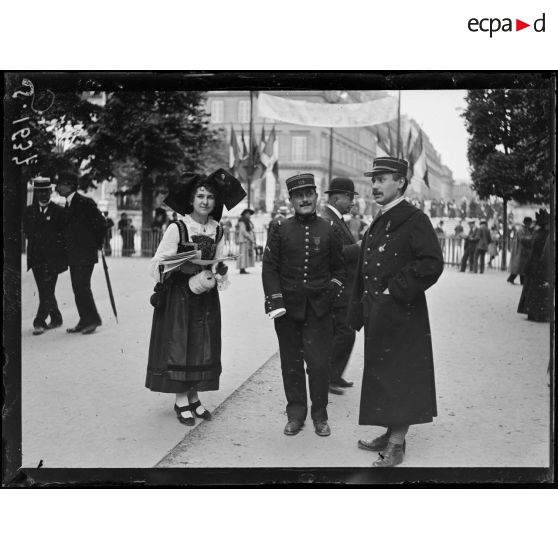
[
  {"xmin": 262, "ymin": 173, "xmax": 345, "ymax": 437},
  {"xmin": 55, "ymin": 167, "xmax": 107, "ymax": 335},
  {"xmin": 24, "ymin": 177, "xmax": 68, "ymax": 335},
  {"xmin": 348, "ymin": 157, "xmax": 443, "ymax": 466},
  {"xmin": 320, "ymin": 177, "xmax": 361, "ymax": 395}
]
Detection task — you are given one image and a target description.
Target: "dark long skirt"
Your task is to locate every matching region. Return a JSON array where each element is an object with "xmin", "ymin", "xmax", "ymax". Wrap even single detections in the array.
[
  {"xmin": 517, "ymin": 277, "xmax": 551, "ymax": 322},
  {"xmin": 145, "ymin": 272, "xmax": 222, "ymax": 393}
]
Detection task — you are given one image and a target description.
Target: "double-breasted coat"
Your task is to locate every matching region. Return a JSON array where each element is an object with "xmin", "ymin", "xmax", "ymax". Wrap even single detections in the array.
[{"xmin": 348, "ymin": 200, "xmax": 444, "ymax": 427}]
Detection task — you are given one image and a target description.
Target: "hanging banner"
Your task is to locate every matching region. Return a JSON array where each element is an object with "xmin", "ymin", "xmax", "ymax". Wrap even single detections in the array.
[{"xmin": 257, "ymin": 93, "xmax": 398, "ymax": 128}]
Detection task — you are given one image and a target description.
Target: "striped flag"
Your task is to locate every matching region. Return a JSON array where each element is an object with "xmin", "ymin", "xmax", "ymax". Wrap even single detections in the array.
[{"xmin": 229, "ymin": 125, "xmax": 240, "ymax": 174}]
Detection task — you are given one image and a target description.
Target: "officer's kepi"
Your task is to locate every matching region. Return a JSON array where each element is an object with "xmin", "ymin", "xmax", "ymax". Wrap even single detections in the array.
[
  {"xmin": 364, "ymin": 157, "xmax": 409, "ymax": 177},
  {"xmin": 285, "ymin": 173, "xmax": 317, "ymax": 195}
]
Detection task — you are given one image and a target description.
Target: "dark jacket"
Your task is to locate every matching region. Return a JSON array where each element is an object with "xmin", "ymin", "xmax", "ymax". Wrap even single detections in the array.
[
  {"xmin": 23, "ymin": 201, "xmax": 68, "ymax": 273},
  {"xmin": 262, "ymin": 213, "xmax": 346, "ymax": 322},
  {"xmin": 320, "ymin": 205, "xmax": 361, "ymax": 308},
  {"xmin": 473, "ymin": 225, "xmax": 492, "ymax": 251},
  {"xmin": 348, "ymin": 200, "xmax": 444, "ymax": 426},
  {"xmin": 64, "ymin": 192, "xmax": 107, "ymax": 266}
]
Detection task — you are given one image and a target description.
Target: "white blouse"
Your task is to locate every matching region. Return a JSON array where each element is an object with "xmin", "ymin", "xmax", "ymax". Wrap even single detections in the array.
[{"xmin": 149, "ymin": 215, "xmax": 227, "ymax": 287}]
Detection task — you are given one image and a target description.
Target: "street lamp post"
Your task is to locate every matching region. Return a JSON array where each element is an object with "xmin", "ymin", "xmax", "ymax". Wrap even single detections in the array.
[{"xmin": 324, "ymin": 90, "xmax": 348, "ymax": 187}]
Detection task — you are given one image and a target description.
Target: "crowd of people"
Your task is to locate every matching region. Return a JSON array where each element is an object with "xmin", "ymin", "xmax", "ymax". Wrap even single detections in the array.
[{"xmin": 411, "ymin": 196, "xmax": 505, "ymax": 222}]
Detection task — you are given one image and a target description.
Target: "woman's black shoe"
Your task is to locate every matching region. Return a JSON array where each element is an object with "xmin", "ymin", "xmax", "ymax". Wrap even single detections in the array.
[
  {"xmin": 174, "ymin": 404, "xmax": 195, "ymax": 426},
  {"xmin": 191, "ymin": 400, "xmax": 212, "ymax": 420}
]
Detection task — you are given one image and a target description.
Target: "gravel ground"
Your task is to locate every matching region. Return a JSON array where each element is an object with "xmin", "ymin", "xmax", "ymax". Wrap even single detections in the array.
[
  {"xmin": 21, "ymin": 259, "xmax": 551, "ymax": 469},
  {"xmin": 21, "ymin": 257, "xmax": 277, "ymax": 468},
  {"xmin": 159, "ymin": 267, "xmax": 551, "ymax": 468}
]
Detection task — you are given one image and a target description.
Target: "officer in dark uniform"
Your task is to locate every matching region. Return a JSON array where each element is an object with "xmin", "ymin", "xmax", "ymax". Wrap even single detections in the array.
[
  {"xmin": 321, "ymin": 177, "xmax": 361, "ymax": 395},
  {"xmin": 55, "ymin": 167, "xmax": 107, "ymax": 335},
  {"xmin": 348, "ymin": 157, "xmax": 443, "ymax": 467},
  {"xmin": 23, "ymin": 177, "xmax": 68, "ymax": 335},
  {"xmin": 262, "ymin": 173, "xmax": 345, "ymax": 437}
]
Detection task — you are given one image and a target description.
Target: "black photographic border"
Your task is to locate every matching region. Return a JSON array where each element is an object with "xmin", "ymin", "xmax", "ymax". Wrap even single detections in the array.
[{"xmin": 2, "ymin": 70, "xmax": 555, "ymax": 487}]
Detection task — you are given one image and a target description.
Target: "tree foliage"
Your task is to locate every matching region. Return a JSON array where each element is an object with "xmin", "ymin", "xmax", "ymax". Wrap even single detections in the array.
[
  {"xmin": 18, "ymin": 91, "xmax": 102, "ymax": 189},
  {"xmin": 462, "ymin": 85, "xmax": 551, "ymax": 205},
  {"xmin": 84, "ymin": 91, "xmax": 219, "ymax": 226}
]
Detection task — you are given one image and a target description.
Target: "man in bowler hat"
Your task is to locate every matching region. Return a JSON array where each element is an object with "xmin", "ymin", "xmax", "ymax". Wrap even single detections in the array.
[
  {"xmin": 320, "ymin": 177, "xmax": 361, "ymax": 395},
  {"xmin": 23, "ymin": 177, "xmax": 68, "ymax": 335},
  {"xmin": 262, "ymin": 173, "xmax": 345, "ymax": 437},
  {"xmin": 55, "ymin": 167, "xmax": 107, "ymax": 335},
  {"xmin": 348, "ymin": 157, "xmax": 443, "ymax": 466}
]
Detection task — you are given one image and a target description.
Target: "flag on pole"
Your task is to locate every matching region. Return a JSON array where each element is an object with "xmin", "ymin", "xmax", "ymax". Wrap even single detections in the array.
[
  {"xmin": 260, "ymin": 126, "xmax": 267, "ymax": 154},
  {"xmin": 410, "ymin": 130, "xmax": 430, "ymax": 188},
  {"xmin": 260, "ymin": 125, "xmax": 277, "ymax": 170},
  {"xmin": 251, "ymin": 123, "xmax": 265, "ymax": 180},
  {"xmin": 229, "ymin": 125, "xmax": 240, "ymax": 174},
  {"xmin": 375, "ymin": 123, "xmax": 392, "ymax": 156}
]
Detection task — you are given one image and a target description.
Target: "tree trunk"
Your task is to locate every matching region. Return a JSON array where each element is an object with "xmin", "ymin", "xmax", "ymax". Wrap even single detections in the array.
[{"xmin": 501, "ymin": 198, "xmax": 508, "ymax": 271}]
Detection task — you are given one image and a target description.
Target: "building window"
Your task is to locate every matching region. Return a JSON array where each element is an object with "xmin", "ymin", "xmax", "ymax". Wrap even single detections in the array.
[
  {"xmin": 238, "ymin": 100, "xmax": 250, "ymax": 123},
  {"xmin": 291, "ymin": 136, "xmax": 307, "ymax": 162},
  {"xmin": 210, "ymin": 100, "xmax": 224, "ymax": 123}
]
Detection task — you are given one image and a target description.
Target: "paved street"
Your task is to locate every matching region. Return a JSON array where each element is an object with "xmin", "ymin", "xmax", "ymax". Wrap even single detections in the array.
[{"xmin": 21, "ymin": 258, "xmax": 550, "ymax": 469}]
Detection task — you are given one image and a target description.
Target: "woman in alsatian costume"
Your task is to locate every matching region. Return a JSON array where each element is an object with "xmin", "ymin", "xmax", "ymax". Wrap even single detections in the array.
[{"xmin": 146, "ymin": 169, "xmax": 246, "ymax": 425}]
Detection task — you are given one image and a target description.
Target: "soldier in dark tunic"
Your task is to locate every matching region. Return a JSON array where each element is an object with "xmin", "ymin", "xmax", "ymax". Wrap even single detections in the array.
[
  {"xmin": 55, "ymin": 167, "xmax": 107, "ymax": 335},
  {"xmin": 348, "ymin": 157, "xmax": 444, "ymax": 467},
  {"xmin": 320, "ymin": 177, "xmax": 361, "ymax": 395},
  {"xmin": 262, "ymin": 173, "xmax": 345, "ymax": 437},
  {"xmin": 23, "ymin": 177, "xmax": 68, "ymax": 335}
]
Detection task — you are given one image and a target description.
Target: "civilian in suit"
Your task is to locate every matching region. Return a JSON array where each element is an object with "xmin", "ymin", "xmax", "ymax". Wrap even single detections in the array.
[
  {"xmin": 23, "ymin": 177, "xmax": 68, "ymax": 335},
  {"xmin": 472, "ymin": 220, "xmax": 492, "ymax": 273},
  {"xmin": 459, "ymin": 221, "xmax": 478, "ymax": 272},
  {"xmin": 55, "ymin": 168, "xmax": 107, "ymax": 335},
  {"xmin": 348, "ymin": 157, "xmax": 443, "ymax": 467},
  {"xmin": 262, "ymin": 173, "xmax": 345, "ymax": 437},
  {"xmin": 320, "ymin": 177, "xmax": 361, "ymax": 395},
  {"xmin": 102, "ymin": 211, "xmax": 114, "ymax": 256}
]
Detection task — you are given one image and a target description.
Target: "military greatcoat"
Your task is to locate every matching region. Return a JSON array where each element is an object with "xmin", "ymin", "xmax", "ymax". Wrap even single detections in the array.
[{"xmin": 348, "ymin": 200, "xmax": 443, "ymax": 427}]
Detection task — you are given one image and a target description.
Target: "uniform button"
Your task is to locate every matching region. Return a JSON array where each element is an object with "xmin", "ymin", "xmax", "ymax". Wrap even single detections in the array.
[
  {"xmin": 304, "ymin": 266, "xmax": 308, "ymax": 270},
  {"xmin": 305, "ymin": 226, "xmax": 309, "ymax": 229},
  {"xmin": 367, "ymin": 248, "xmax": 371, "ymax": 251},
  {"xmin": 364, "ymin": 290, "xmax": 368, "ymax": 294},
  {"xmin": 305, "ymin": 231, "xmax": 309, "ymax": 235},
  {"xmin": 377, "ymin": 263, "xmax": 381, "ymax": 266},
  {"xmin": 364, "ymin": 261, "xmax": 368, "ymax": 265},
  {"xmin": 365, "ymin": 275, "xmax": 369, "ymax": 279},
  {"xmin": 304, "ymin": 259, "xmax": 308, "ymax": 262},
  {"xmin": 373, "ymin": 277, "xmax": 378, "ymax": 280},
  {"xmin": 374, "ymin": 291, "xmax": 379, "ymax": 295},
  {"xmin": 303, "ymin": 280, "xmax": 307, "ymax": 283}
]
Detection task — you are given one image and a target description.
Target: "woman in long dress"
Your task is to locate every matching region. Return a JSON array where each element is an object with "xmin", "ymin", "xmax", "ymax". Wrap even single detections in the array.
[
  {"xmin": 236, "ymin": 208, "xmax": 256, "ymax": 274},
  {"xmin": 146, "ymin": 170, "xmax": 245, "ymax": 425}
]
